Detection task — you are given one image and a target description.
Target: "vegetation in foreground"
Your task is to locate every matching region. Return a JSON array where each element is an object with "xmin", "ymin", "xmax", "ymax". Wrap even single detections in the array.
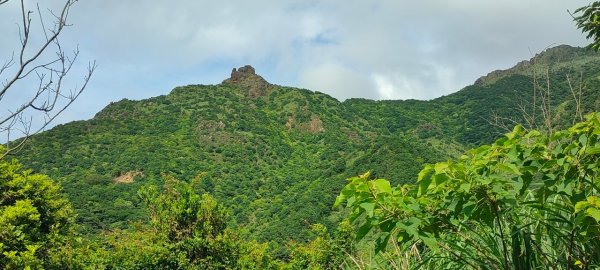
[
  {"xmin": 2, "ymin": 112, "xmax": 600, "ymax": 269},
  {"xmin": 336, "ymin": 113, "xmax": 600, "ymax": 269}
]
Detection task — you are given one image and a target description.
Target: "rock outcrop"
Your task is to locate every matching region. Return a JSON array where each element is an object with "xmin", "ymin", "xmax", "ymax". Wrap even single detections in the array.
[
  {"xmin": 222, "ymin": 65, "xmax": 271, "ymax": 99},
  {"xmin": 229, "ymin": 65, "xmax": 257, "ymax": 82}
]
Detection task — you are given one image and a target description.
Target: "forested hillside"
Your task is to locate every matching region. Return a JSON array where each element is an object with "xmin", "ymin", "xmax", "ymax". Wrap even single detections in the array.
[
  {"xmin": 14, "ymin": 45, "xmax": 600, "ymax": 248},
  {"xmin": 346, "ymin": 45, "xmax": 600, "ymax": 145}
]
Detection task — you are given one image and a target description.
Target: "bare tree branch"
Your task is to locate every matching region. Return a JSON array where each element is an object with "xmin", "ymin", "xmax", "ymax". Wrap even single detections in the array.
[
  {"xmin": 566, "ymin": 71, "xmax": 585, "ymax": 124},
  {"xmin": 1, "ymin": 0, "xmax": 96, "ymax": 158}
]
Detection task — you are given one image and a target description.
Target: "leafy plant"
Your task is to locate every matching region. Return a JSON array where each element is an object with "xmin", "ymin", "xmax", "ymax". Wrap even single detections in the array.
[
  {"xmin": 336, "ymin": 113, "xmax": 600, "ymax": 269},
  {"xmin": 573, "ymin": 1, "xmax": 600, "ymax": 51}
]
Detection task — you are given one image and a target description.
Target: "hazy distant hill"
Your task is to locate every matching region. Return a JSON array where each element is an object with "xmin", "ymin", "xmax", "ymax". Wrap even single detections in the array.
[{"xmin": 15, "ymin": 45, "xmax": 600, "ymax": 243}]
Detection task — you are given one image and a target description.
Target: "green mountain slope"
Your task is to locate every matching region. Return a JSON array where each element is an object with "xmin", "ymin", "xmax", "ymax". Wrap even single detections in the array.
[
  {"xmin": 346, "ymin": 45, "xmax": 600, "ymax": 145},
  {"xmin": 14, "ymin": 46, "xmax": 600, "ymax": 244}
]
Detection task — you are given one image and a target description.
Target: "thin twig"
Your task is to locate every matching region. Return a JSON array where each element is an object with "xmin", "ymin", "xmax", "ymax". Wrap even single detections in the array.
[{"xmin": 1, "ymin": 0, "xmax": 95, "ymax": 158}]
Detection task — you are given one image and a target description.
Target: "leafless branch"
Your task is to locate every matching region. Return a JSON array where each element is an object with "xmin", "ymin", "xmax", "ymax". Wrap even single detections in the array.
[
  {"xmin": 1, "ymin": 0, "xmax": 95, "ymax": 158},
  {"xmin": 566, "ymin": 71, "xmax": 585, "ymax": 123},
  {"xmin": 484, "ymin": 111, "xmax": 519, "ymax": 134}
]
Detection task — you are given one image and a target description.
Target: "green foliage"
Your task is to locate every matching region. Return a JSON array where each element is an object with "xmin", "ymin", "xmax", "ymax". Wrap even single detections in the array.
[
  {"xmin": 0, "ymin": 146, "xmax": 74, "ymax": 269},
  {"xmin": 283, "ymin": 221, "xmax": 356, "ymax": 270},
  {"xmin": 336, "ymin": 113, "xmax": 600, "ymax": 269},
  {"xmin": 48, "ymin": 226, "xmax": 176, "ymax": 270},
  {"xmin": 574, "ymin": 1, "xmax": 600, "ymax": 51},
  {"xmin": 139, "ymin": 176, "xmax": 228, "ymax": 243},
  {"xmin": 135, "ymin": 177, "xmax": 266, "ymax": 269},
  {"xmin": 49, "ymin": 177, "xmax": 277, "ymax": 269}
]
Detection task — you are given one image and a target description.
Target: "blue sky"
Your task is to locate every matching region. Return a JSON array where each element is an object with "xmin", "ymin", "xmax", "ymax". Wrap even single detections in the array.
[{"xmin": 0, "ymin": 0, "xmax": 591, "ymax": 136}]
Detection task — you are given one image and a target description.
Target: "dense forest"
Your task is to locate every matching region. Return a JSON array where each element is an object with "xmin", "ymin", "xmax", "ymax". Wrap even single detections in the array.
[{"xmin": 1, "ymin": 44, "xmax": 599, "ymax": 269}]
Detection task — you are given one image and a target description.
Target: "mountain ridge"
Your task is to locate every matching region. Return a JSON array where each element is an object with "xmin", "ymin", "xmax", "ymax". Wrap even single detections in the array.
[
  {"xmin": 95, "ymin": 45, "xmax": 598, "ymax": 122},
  {"xmin": 14, "ymin": 45, "xmax": 600, "ymax": 244},
  {"xmin": 474, "ymin": 44, "xmax": 599, "ymax": 86}
]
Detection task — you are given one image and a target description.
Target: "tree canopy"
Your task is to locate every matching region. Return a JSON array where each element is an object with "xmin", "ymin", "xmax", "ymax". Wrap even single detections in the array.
[{"xmin": 0, "ymin": 146, "xmax": 74, "ymax": 269}]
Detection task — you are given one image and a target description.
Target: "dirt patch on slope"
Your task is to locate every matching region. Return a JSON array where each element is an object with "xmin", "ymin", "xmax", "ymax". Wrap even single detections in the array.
[{"xmin": 113, "ymin": 171, "xmax": 143, "ymax": 184}]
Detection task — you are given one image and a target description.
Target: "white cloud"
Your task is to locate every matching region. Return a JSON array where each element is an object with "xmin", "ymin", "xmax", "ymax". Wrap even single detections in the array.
[
  {"xmin": 298, "ymin": 62, "xmax": 376, "ymax": 101},
  {"xmin": 0, "ymin": 0, "xmax": 591, "ymax": 130},
  {"xmin": 371, "ymin": 72, "xmax": 432, "ymax": 101},
  {"xmin": 372, "ymin": 74, "xmax": 398, "ymax": 100}
]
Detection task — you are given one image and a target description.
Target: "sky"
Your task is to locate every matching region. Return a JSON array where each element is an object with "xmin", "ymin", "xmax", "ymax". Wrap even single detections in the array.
[{"xmin": 0, "ymin": 0, "xmax": 592, "ymax": 133}]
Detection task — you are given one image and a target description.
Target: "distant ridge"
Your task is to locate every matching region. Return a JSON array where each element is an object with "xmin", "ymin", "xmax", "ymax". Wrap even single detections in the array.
[{"xmin": 475, "ymin": 45, "xmax": 599, "ymax": 86}]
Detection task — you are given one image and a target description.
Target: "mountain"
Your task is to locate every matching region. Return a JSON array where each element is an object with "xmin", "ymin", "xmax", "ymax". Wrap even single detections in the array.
[
  {"xmin": 347, "ymin": 45, "xmax": 600, "ymax": 145},
  {"xmin": 14, "ymin": 46, "xmax": 600, "ymax": 244}
]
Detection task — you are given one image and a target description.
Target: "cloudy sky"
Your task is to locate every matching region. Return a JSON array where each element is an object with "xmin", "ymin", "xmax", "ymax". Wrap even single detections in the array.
[{"xmin": 0, "ymin": 0, "xmax": 591, "ymax": 131}]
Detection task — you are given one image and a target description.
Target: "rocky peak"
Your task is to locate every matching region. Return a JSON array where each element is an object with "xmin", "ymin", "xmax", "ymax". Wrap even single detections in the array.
[
  {"xmin": 224, "ymin": 65, "xmax": 266, "ymax": 83},
  {"xmin": 222, "ymin": 65, "xmax": 271, "ymax": 99},
  {"xmin": 230, "ymin": 65, "xmax": 256, "ymax": 81}
]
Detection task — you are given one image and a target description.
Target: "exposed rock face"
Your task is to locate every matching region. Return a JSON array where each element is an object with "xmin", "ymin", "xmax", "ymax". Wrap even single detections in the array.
[
  {"xmin": 222, "ymin": 65, "xmax": 271, "ymax": 99},
  {"xmin": 306, "ymin": 115, "xmax": 325, "ymax": 133},
  {"xmin": 229, "ymin": 65, "xmax": 256, "ymax": 81}
]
